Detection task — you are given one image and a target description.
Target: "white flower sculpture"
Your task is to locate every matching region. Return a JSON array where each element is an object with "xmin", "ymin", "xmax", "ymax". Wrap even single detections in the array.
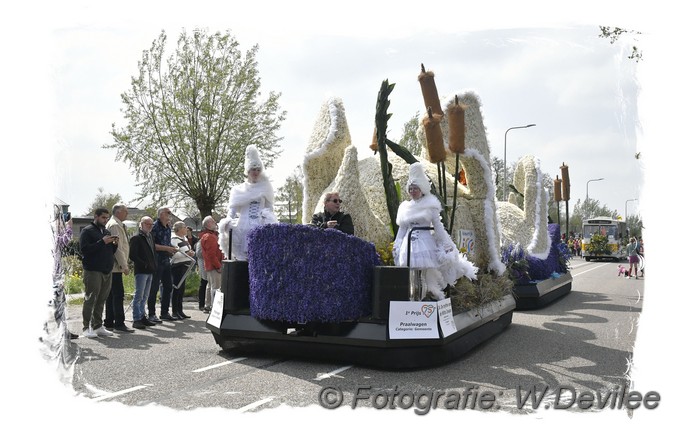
[
  {"xmin": 497, "ymin": 155, "xmax": 552, "ymax": 259},
  {"xmin": 300, "ymin": 91, "xmax": 508, "ymax": 276},
  {"xmin": 302, "ymin": 97, "xmax": 352, "ymax": 223}
]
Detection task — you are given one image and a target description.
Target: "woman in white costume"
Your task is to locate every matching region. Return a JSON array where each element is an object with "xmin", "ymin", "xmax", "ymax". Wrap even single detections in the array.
[
  {"xmin": 219, "ymin": 145, "xmax": 278, "ymax": 260},
  {"xmin": 392, "ymin": 163, "xmax": 477, "ymax": 300}
]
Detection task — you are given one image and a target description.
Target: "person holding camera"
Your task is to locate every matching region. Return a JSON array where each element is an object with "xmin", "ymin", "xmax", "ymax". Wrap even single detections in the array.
[
  {"xmin": 310, "ymin": 191, "xmax": 354, "ymax": 235},
  {"xmin": 79, "ymin": 208, "xmax": 118, "ymax": 338}
]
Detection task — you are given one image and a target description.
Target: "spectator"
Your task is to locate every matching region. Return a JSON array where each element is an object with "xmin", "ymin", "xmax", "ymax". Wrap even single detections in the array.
[
  {"xmin": 626, "ymin": 237, "xmax": 640, "ymax": 279},
  {"xmin": 310, "ymin": 191, "xmax": 354, "ymax": 235},
  {"xmin": 218, "ymin": 144, "xmax": 277, "ymax": 260},
  {"xmin": 200, "ymin": 215, "xmax": 223, "ymax": 312},
  {"xmin": 195, "ymin": 237, "xmax": 209, "ymax": 312},
  {"xmin": 149, "ymin": 207, "xmax": 178, "ymax": 323},
  {"xmin": 129, "ymin": 216, "xmax": 157, "ymax": 329},
  {"xmin": 104, "ymin": 203, "xmax": 134, "ymax": 333},
  {"xmin": 636, "ymin": 236, "xmax": 644, "ymax": 278},
  {"xmin": 186, "ymin": 226, "xmax": 198, "ymax": 251},
  {"xmin": 392, "ymin": 163, "xmax": 477, "ymax": 300},
  {"xmin": 79, "ymin": 208, "xmax": 117, "ymax": 338},
  {"xmin": 170, "ymin": 221, "xmax": 195, "ymax": 319}
]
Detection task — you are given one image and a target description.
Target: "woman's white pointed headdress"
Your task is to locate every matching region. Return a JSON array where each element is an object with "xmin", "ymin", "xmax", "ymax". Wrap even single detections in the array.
[
  {"xmin": 244, "ymin": 144, "xmax": 264, "ymax": 175},
  {"xmin": 407, "ymin": 162, "xmax": 431, "ymax": 195}
]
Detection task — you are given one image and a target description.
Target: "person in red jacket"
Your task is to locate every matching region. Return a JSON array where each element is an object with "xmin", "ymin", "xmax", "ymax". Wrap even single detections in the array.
[{"xmin": 199, "ymin": 216, "xmax": 223, "ymax": 312}]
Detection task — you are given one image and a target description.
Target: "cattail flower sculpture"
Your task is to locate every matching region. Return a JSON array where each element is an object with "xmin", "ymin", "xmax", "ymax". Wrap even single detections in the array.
[
  {"xmin": 554, "ymin": 175, "xmax": 562, "ymax": 229},
  {"xmin": 560, "ymin": 163, "xmax": 571, "ymax": 237},
  {"xmin": 418, "ymin": 63, "xmax": 444, "ymax": 116},
  {"xmin": 447, "ymin": 95, "xmax": 466, "ymax": 232}
]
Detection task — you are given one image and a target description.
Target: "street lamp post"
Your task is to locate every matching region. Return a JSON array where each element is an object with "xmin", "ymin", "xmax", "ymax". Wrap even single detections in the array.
[
  {"xmin": 504, "ymin": 124, "xmax": 536, "ymax": 201},
  {"xmin": 625, "ymin": 198, "xmax": 638, "ymax": 234},
  {"xmin": 585, "ymin": 178, "xmax": 604, "ymax": 219}
]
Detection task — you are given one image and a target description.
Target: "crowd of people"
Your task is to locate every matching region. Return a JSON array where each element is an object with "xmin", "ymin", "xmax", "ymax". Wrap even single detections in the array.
[
  {"xmin": 561, "ymin": 233, "xmax": 582, "ymax": 257},
  {"xmin": 74, "ymin": 145, "xmax": 355, "ymax": 338}
]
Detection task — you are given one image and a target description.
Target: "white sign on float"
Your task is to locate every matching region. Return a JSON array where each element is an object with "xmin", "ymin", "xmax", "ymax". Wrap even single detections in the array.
[
  {"xmin": 206, "ymin": 291, "xmax": 224, "ymax": 328},
  {"xmin": 437, "ymin": 298, "xmax": 457, "ymax": 337},
  {"xmin": 388, "ymin": 301, "xmax": 440, "ymax": 339},
  {"xmin": 457, "ymin": 229, "xmax": 475, "ymax": 257}
]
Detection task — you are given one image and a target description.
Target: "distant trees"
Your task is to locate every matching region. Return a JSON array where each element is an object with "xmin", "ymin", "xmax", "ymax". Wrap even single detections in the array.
[
  {"xmin": 398, "ymin": 112, "xmax": 421, "ymax": 156},
  {"xmin": 275, "ymin": 166, "xmax": 303, "ymax": 224},
  {"xmin": 84, "ymin": 188, "xmax": 123, "ymax": 216}
]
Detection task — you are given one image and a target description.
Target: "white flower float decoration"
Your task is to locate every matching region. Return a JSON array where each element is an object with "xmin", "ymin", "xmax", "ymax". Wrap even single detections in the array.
[
  {"xmin": 301, "ymin": 91, "xmax": 507, "ymax": 276},
  {"xmin": 497, "ymin": 155, "xmax": 552, "ymax": 260}
]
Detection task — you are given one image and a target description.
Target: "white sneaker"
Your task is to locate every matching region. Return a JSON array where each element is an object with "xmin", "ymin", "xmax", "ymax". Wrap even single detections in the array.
[
  {"xmin": 94, "ymin": 327, "xmax": 114, "ymax": 337},
  {"xmin": 82, "ymin": 327, "xmax": 98, "ymax": 338}
]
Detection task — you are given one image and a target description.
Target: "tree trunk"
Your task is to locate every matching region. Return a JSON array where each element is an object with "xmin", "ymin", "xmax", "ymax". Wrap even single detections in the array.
[{"xmin": 195, "ymin": 195, "xmax": 216, "ymax": 223}]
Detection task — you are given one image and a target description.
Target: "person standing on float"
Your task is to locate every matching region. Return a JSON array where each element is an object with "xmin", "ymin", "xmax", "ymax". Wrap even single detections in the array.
[
  {"xmin": 392, "ymin": 162, "xmax": 477, "ymax": 300},
  {"xmin": 219, "ymin": 145, "xmax": 278, "ymax": 260}
]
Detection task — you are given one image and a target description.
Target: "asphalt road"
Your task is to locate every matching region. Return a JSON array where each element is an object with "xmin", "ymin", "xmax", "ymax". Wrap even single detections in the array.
[{"xmin": 58, "ymin": 257, "xmax": 645, "ymax": 416}]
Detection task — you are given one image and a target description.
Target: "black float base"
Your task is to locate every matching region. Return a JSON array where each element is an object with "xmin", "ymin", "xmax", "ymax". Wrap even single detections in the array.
[
  {"xmin": 207, "ymin": 295, "xmax": 515, "ymax": 370},
  {"xmin": 513, "ymin": 272, "xmax": 572, "ymax": 310}
]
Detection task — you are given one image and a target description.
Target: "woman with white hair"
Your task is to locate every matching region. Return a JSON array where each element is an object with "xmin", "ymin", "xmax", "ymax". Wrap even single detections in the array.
[
  {"xmin": 392, "ymin": 163, "xmax": 477, "ymax": 300},
  {"xmin": 219, "ymin": 145, "xmax": 278, "ymax": 260}
]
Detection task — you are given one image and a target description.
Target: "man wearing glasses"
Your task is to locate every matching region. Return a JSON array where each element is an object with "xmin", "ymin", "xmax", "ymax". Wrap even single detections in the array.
[{"xmin": 311, "ymin": 192, "xmax": 354, "ymax": 235}]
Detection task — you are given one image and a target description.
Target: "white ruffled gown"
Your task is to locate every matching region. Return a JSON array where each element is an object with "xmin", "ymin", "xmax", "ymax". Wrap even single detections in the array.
[
  {"xmin": 219, "ymin": 179, "xmax": 278, "ymax": 261},
  {"xmin": 393, "ymin": 194, "xmax": 478, "ymax": 300},
  {"xmin": 229, "ymin": 196, "xmax": 277, "ymax": 260}
]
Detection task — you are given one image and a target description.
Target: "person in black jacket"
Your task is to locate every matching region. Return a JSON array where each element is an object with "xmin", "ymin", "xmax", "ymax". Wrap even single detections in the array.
[
  {"xmin": 79, "ymin": 208, "xmax": 118, "ymax": 338},
  {"xmin": 129, "ymin": 216, "xmax": 158, "ymax": 329},
  {"xmin": 310, "ymin": 192, "xmax": 354, "ymax": 235}
]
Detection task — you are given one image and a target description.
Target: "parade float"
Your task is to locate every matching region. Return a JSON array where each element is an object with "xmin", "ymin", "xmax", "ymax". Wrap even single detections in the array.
[
  {"xmin": 497, "ymin": 156, "xmax": 573, "ymax": 310},
  {"xmin": 207, "ymin": 68, "xmax": 517, "ymax": 369}
]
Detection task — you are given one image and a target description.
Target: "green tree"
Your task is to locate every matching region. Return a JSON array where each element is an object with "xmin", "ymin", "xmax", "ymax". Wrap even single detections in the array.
[
  {"xmin": 108, "ymin": 29, "xmax": 286, "ymax": 219},
  {"xmin": 398, "ymin": 112, "xmax": 421, "ymax": 156},
  {"xmin": 627, "ymin": 213, "xmax": 644, "ymax": 238},
  {"xmin": 275, "ymin": 166, "xmax": 303, "ymax": 224},
  {"xmin": 569, "ymin": 198, "xmax": 620, "ymax": 236},
  {"xmin": 599, "ymin": 26, "xmax": 642, "ymax": 62},
  {"xmin": 85, "ymin": 188, "xmax": 123, "ymax": 216}
]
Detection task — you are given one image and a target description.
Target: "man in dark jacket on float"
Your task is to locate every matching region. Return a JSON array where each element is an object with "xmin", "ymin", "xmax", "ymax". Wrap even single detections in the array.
[
  {"xmin": 80, "ymin": 207, "xmax": 118, "ymax": 338},
  {"xmin": 311, "ymin": 191, "xmax": 354, "ymax": 235},
  {"xmin": 129, "ymin": 216, "xmax": 158, "ymax": 329}
]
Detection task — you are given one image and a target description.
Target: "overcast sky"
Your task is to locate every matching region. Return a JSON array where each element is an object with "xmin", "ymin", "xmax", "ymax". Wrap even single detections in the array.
[
  {"xmin": 4, "ymin": 0, "xmax": 679, "ymax": 424},
  {"xmin": 47, "ymin": 3, "xmax": 644, "ymax": 219}
]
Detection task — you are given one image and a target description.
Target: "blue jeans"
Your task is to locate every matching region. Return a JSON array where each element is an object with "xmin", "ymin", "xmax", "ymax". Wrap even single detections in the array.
[
  {"xmin": 149, "ymin": 257, "xmax": 172, "ymax": 316},
  {"xmin": 133, "ymin": 273, "xmax": 153, "ymax": 321}
]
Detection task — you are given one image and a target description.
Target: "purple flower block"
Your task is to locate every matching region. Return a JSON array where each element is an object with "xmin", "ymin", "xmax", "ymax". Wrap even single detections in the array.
[{"xmin": 247, "ymin": 223, "xmax": 381, "ymax": 323}]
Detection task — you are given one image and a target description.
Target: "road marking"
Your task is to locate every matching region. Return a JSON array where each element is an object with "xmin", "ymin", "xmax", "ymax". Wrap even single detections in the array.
[
  {"xmin": 571, "ymin": 263, "xmax": 609, "ymax": 277},
  {"xmin": 192, "ymin": 357, "xmax": 247, "ymax": 373},
  {"xmin": 237, "ymin": 397, "xmax": 274, "ymax": 413},
  {"xmin": 314, "ymin": 365, "xmax": 353, "ymax": 380},
  {"xmin": 92, "ymin": 385, "xmax": 150, "ymax": 401}
]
